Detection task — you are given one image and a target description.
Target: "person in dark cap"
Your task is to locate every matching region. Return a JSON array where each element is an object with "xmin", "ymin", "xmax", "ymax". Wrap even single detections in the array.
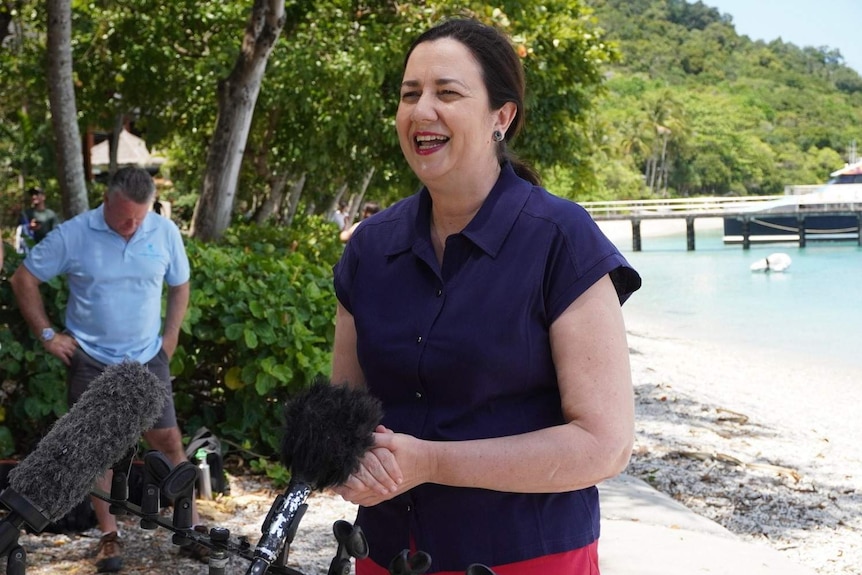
[{"xmin": 17, "ymin": 187, "xmax": 61, "ymax": 252}]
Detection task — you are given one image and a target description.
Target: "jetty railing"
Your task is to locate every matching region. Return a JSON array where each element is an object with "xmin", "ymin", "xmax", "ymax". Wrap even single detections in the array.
[
  {"xmin": 581, "ymin": 196, "xmax": 862, "ymax": 250},
  {"xmin": 580, "ymin": 196, "xmax": 782, "ymax": 219}
]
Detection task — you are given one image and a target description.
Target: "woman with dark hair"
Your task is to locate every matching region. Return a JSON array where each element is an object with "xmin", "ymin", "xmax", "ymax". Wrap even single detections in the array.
[{"xmin": 332, "ymin": 18, "xmax": 641, "ymax": 574}]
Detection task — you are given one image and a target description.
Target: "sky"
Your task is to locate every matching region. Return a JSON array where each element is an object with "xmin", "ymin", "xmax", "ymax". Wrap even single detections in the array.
[{"xmin": 705, "ymin": 0, "xmax": 862, "ymax": 74}]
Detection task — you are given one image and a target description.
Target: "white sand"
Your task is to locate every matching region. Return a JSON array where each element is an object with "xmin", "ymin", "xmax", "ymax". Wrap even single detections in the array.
[
  {"xmin": 624, "ymin": 317, "xmax": 861, "ymax": 575},
  {"xmin": 594, "ymin": 216, "xmax": 860, "ymax": 573},
  {"xmin": 626, "ymin": 318, "xmax": 862, "ymax": 468},
  {"xmin": 598, "ymin": 215, "xmax": 862, "ymax": 468}
]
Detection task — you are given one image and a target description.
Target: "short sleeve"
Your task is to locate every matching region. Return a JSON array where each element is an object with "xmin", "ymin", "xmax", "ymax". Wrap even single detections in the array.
[
  {"xmin": 333, "ymin": 240, "xmax": 359, "ymax": 315},
  {"xmin": 543, "ymin": 204, "xmax": 641, "ymax": 323},
  {"xmin": 23, "ymin": 226, "xmax": 70, "ymax": 282},
  {"xmin": 164, "ymin": 223, "xmax": 190, "ymax": 286}
]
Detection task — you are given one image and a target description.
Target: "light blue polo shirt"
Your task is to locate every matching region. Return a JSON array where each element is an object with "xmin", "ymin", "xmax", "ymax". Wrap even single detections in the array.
[{"xmin": 24, "ymin": 204, "xmax": 190, "ymax": 365}]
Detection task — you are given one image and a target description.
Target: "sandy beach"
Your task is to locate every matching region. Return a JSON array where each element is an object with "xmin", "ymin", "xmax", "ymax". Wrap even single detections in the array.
[
  {"xmin": 624, "ymin": 320, "xmax": 861, "ymax": 575},
  {"xmin": 601, "ymin": 218, "xmax": 862, "ymax": 575}
]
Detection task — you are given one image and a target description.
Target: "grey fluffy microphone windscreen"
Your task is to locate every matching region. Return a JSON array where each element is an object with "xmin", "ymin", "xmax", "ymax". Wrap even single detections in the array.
[{"xmin": 6, "ymin": 360, "xmax": 167, "ymax": 522}]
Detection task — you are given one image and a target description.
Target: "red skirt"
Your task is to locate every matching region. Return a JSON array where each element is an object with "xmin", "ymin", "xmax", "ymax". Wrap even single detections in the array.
[{"xmin": 356, "ymin": 540, "xmax": 600, "ymax": 575}]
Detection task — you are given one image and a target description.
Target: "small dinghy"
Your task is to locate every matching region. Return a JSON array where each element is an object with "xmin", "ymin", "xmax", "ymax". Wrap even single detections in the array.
[{"xmin": 750, "ymin": 252, "xmax": 792, "ymax": 272}]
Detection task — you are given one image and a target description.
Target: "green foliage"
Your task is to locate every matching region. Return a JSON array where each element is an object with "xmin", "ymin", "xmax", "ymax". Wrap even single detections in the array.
[
  {"xmin": 4, "ymin": 0, "xmax": 862, "ymax": 211},
  {"xmin": 3, "ymin": 0, "xmax": 616, "ymax": 222},
  {"xmin": 592, "ymin": 0, "xmax": 862, "ymax": 198},
  {"xmin": 0, "ymin": 246, "xmax": 69, "ymax": 458},
  {"xmin": 249, "ymin": 456, "xmax": 292, "ymax": 488},
  {"xmin": 173, "ymin": 216, "xmax": 343, "ymax": 458},
  {"xmin": 0, "ymin": 1, "xmax": 56, "ymax": 217},
  {"xmin": 0, "ymin": 218, "xmax": 344, "ymax": 463}
]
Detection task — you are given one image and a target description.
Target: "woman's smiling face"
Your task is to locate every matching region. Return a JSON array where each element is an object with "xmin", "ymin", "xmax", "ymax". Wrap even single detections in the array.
[{"xmin": 397, "ymin": 38, "xmax": 499, "ymax": 188}]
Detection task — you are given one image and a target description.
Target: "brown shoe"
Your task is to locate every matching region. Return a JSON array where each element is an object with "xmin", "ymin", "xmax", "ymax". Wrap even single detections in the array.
[
  {"xmin": 178, "ymin": 524, "xmax": 211, "ymax": 563},
  {"xmin": 94, "ymin": 531, "xmax": 124, "ymax": 573}
]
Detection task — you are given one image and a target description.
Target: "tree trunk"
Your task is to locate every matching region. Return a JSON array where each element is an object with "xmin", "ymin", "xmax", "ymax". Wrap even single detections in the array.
[
  {"xmin": 190, "ymin": 0, "xmax": 286, "ymax": 241},
  {"xmin": 283, "ymin": 173, "xmax": 306, "ymax": 227},
  {"xmin": 644, "ymin": 156, "xmax": 655, "ymax": 194},
  {"xmin": 659, "ymin": 133, "xmax": 670, "ymax": 197},
  {"xmin": 46, "ymin": 0, "xmax": 88, "ymax": 218},
  {"xmin": 108, "ymin": 114, "xmax": 125, "ymax": 177},
  {"xmin": 253, "ymin": 172, "xmax": 289, "ymax": 225},
  {"xmin": 326, "ymin": 182, "xmax": 349, "ymax": 221},
  {"xmin": 344, "ymin": 167, "xmax": 377, "ymax": 223},
  {"xmin": 357, "ymin": 167, "xmax": 375, "ymax": 198},
  {"xmin": 332, "ymin": 184, "xmax": 348, "ymax": 209}
]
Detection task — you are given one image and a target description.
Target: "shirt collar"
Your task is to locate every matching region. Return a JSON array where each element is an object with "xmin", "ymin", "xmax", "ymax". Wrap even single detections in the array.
[
  {"xmin": 89, "ymin": 203, "xmax": 157, "ymax": 239},
  {"xmin": 387, "ymin": 163, "xmax": 532, "ymax": 259},
  {"xmin": 461, "ymin": 163, "xmax": 531, "ymax": 258}
]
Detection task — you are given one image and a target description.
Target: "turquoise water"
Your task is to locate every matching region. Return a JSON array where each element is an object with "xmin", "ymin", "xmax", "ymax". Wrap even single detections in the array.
[{"xmin": 611, "ymin": 222, "xmax": 862, "ymax": 371}]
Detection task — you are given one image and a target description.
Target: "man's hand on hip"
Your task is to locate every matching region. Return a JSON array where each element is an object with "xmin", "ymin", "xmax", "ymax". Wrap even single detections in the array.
[{"xmin": 44, "ymin": 333, "xmax": 78, "ymax": 366}]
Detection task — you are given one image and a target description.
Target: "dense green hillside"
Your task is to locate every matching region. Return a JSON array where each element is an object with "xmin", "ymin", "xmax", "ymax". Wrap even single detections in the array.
[{"xmin": 584, "ymin": 0, "xmax": 862, "ymax": 199}]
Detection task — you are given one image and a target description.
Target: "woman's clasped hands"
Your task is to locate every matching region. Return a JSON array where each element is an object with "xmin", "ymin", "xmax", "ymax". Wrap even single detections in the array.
[{"xmin": 334, "ymin": 425, "xmax": 431, "ymax": 507}]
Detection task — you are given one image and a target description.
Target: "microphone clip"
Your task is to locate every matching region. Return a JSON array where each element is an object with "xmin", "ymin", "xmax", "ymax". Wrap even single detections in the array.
[{"xmin": 327, "ymin": 520, "xmax": 368, "ymax": 575}]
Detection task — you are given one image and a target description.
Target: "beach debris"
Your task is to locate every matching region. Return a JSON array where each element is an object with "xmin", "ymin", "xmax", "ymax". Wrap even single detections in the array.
[
  {"xmin": 672, "ymin": 450, "xmax": 802, "ymax": 482},
  {"xmin": 716, "ymin": 407, "xmax": 749, "ymax": 424}
]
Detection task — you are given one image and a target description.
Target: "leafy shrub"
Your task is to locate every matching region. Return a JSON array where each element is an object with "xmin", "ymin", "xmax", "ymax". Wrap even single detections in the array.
[
  {"xmin": 172, "ymin": 216, "xmax": 343, "ymax": 459},
  {"xmin": 0, "ymin": 243, "xmax": 68, "ymax": 457}
]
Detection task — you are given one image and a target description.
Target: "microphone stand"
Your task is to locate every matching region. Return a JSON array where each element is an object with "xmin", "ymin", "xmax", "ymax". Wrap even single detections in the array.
[
  {"xmin": 0, "ymin": 487, "xmax": 52, "ymax": 575},
  {"xmin": 8, "ymin": 483, "xmax": 491, "ymax": 575},
  {"xmin": 92, "ymin": 487, "xmax": 304, "ymax": 575},
  {"xmin": 92, "ymin": 485, "xmax": 371, "ymax": 575}
]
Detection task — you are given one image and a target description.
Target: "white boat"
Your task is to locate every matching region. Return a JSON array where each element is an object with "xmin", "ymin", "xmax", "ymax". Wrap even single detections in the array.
[{"xmin": 750, "ymin": 252, "xmax": 792, "ymax": 272}]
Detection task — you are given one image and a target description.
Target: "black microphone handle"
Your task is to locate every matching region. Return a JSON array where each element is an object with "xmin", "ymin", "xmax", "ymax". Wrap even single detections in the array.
[
  {"xmin": 0, "ymin": 487, "xmax": 52, "ymax": 559},
  {"xmin": 245, "ymin": 480, "xmax": 312, "ymax": 575},
  {"xmin": 5, "ymin": 543, "xmax": 25, "ymax": 575},
  {"xmin": 0, "ymin": 517, "xmax": 24, "ymax": 562}
]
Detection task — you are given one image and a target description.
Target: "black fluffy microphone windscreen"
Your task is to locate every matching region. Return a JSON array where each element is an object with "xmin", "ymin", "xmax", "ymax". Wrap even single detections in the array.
[
  {"xmin": 246, "ymin": 381, "xmax": 382, "ymax": 574},
  {"xmin": 7, "ymin": 360, "xmax": 167, "ymax": 522},
  {"xmin": 280, "ymin": 380, "xmax": 383, "ymax": 488}
]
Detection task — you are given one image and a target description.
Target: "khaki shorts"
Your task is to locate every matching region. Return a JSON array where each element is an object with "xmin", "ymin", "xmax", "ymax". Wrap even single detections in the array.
[{"xmin": 66, "ymin": 347, "xmax": 178, "ymax": 429}]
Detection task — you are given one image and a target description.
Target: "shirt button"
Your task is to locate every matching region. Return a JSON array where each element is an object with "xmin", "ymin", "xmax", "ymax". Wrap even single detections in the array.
[
  {"xmin": 416, "ymin": 336, "xmax": 422, "ymax": 343},
  {"xmin": 415, "ymin": 391, "xmax": 422, "ymax": 399},
  {"xmin": 436, "ymin": 288, "xmax": 443, "ymax": 297}
]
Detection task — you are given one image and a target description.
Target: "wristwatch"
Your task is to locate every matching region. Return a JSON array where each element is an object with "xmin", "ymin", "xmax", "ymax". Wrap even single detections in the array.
[{"xmin": 40, "ymin": 327, "xmax": 56, "ymax": 343}]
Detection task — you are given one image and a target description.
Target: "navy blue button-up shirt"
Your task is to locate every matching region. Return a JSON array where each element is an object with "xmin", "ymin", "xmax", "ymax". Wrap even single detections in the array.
[{"xmin": 334, "ymin": 163, "xmax": 640, "ymax": 571}]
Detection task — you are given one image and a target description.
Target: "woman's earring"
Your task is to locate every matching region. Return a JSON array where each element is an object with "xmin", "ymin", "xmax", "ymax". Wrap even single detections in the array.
[{"xmin": 492, "ymin": 130, "xmax": 504, "ymax": 142}]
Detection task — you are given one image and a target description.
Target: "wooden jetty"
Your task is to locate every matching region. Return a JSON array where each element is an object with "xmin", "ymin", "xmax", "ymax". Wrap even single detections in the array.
[{"xmin": 581, "ymin": 196, "xmax": 862, "ymax": 251}]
